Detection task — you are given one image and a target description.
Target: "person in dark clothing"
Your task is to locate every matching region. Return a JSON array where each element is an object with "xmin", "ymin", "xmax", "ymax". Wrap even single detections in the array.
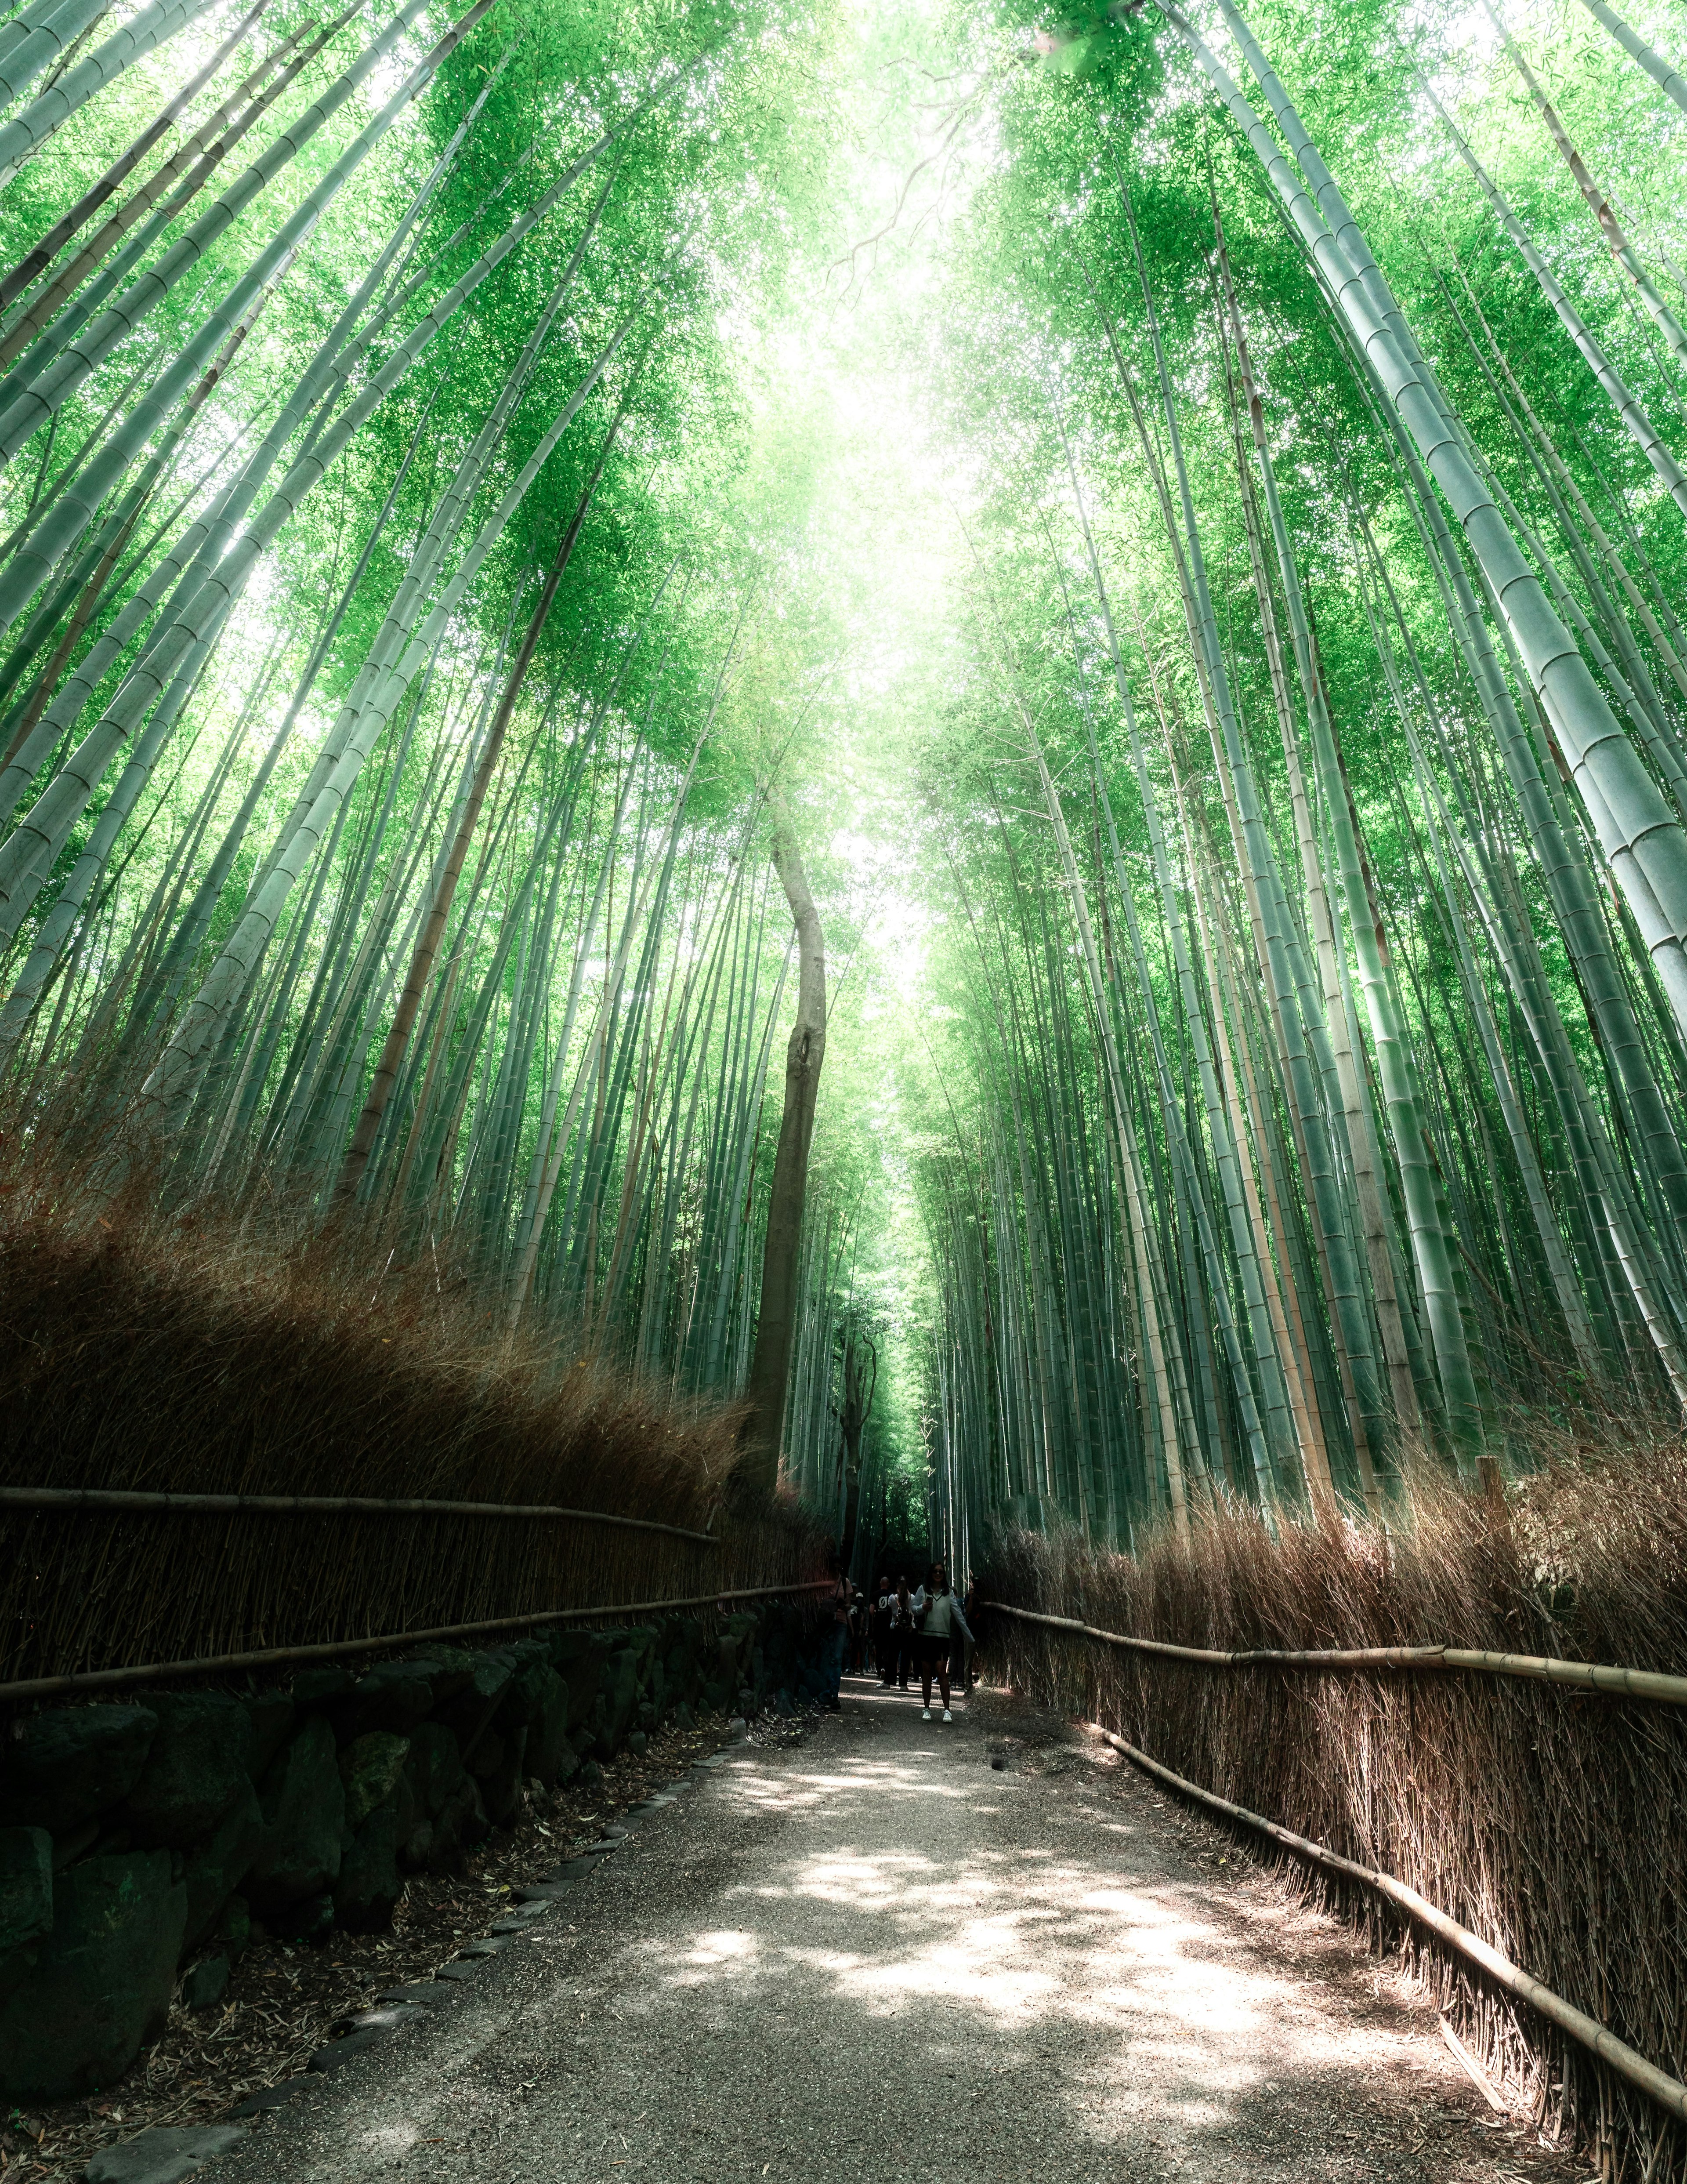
[
  {"xmin": 883, "ymin": 1575, "xmax": 913, "ymax": 1691},
  {"xmin": 848, "ymin": 1590, "xmax": 870, "ymax": 1674},
  {"xmin": 870, "ymin": 1576, "xmax": 892, "ymax": 1678},
  {"xmin": 821, "ymin": 1560, "xmax": 854, "ymax": 1712}
]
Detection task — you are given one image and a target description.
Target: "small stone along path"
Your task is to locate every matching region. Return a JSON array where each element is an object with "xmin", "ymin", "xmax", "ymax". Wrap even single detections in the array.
[{"xmin": 84, "ymin": 1682, "xmax": 1596, "ymax": 2184}]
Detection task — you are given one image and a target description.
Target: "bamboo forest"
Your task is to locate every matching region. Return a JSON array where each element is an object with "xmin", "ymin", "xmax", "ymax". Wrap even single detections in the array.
[
  {"xmin": 4, "ymin": 0, "xmax": 1687, "ymax": 1556},
  {"xmin": 10, "ymin": 0, "xmax": 1687, "ymax": 2166}
]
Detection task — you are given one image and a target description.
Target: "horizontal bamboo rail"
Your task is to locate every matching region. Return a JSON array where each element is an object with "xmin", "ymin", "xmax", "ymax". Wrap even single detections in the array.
[
  {"xmin": 0, "ymin": 1484, "xmax": 717, "ymax": 1545},
  {"xmin": 0, "ymin": 1580, "xmax": 836, "ymax": 1705},
  {"xmin": 1095, "ymin": 1724, "xmax": 1687, "ymax": 2127},
  {"xmin": 984, "ymin": 1600, "xmax": 1687, "ymax": 1709}
]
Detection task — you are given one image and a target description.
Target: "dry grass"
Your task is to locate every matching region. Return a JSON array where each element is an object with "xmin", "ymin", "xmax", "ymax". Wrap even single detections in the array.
[
  {"xmin": 0, "ymin": 1136, "xmax": 824, "ymax": 1686},
  {"xmin": 981, "ymin": 1441, "xmax": 1687, "ymax": 2184}
]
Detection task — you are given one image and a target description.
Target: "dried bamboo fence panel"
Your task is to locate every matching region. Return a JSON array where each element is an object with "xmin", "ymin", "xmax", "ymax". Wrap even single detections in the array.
[
  {"xmin": 0, "ymin": 1184, "xmax": 825, "ymax": 1688},
  {"xmin": 980, "ymin": 1468, "xmax": 1687, "ymax": 2184}
]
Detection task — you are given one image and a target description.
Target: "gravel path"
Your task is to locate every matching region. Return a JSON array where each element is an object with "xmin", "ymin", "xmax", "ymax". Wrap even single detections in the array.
[{"xmin": 203, "ymin": 1678, "xmax": 1591, "ymax": 2184}]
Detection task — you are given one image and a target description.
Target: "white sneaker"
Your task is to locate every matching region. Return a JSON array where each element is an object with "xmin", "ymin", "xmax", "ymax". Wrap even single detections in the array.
[
  {"xmin": 942, "ymin": 1709, "xmax": 953, "ymax": 1723},
  {"xmin": 922, "ymin": 1708, "xmax": 932, "ymax": 1721}
]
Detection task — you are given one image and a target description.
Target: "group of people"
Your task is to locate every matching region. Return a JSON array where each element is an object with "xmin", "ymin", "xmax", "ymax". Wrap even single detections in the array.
[{"xmin": 821, "ymin": 1561, "xmax": 978, "ymax": 1721}]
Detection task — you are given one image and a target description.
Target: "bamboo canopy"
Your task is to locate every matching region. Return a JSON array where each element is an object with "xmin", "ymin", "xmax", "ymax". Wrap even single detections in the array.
[{"xmin": 0, "ymin": 0, "xmax": 1682, "ymax": 1579}]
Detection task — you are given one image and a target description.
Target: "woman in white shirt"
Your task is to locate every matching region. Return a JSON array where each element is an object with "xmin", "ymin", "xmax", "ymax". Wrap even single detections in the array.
[{"xmin": 909, "ymin": 1561, "xmax": 973, "ymax": 1723}]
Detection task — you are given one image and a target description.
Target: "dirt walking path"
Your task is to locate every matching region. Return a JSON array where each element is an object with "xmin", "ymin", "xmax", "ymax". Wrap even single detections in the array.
[{"xmin": 201, "ymin": 1677, "xmax": 1591, "ymax": 2184}]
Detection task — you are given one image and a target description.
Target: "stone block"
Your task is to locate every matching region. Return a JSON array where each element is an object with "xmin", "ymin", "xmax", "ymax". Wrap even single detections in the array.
[
  {"xmin": 180, "ymin": 1953, "xmax": 229, "ymax": 2011},
  {"xmin": 338, "ymin": 1733, "xmax": 411, "ymax": 1832},
  {"xmin": 490, "ymin": 1902, "xmax": 550, "ymax": 1933},
  {"xmin": 560, "ymin": 1649, "xmax": 605, "ymax": 1734},
  {"xmin": 427, "ymin": 1776, "xmax": 486, "ymax": 1869},
  {"xmin": 596, "ymin": 1651, "xmax": 641, "ymax": 1757},
  {"xmin": 0, "ymin": 1707, "xmax": 157, "ymax": 1833},
  {"xmin": 246, "ymin": 1720, "xmax": 342, "ymax": 1913},
  {"xmin": 525, "ymin": 1665, "xmax": 575, "ymax": 1785},
  {"xmin": 510, "ymin": 1665, "xmax": 568, "ymax": 1772},
  {"xmin": 180, "ymin": 1780, "xmax": 262, "ymax": 1952},
  {"xmin": 327, "ymin": 1662, "xmax": 435, "ymax": 1741},
  {"xmin": 121, "ymin": 1694, "xmax": 254, "ymax": 1849},
  {"xmin": 408, "ymin": 1649, "xmax": 476, "ymax": 1706},
  {"xmin": 307, "ymin": 2027, "xmax": 385, "ymax": 2073},
  {"xmin": 404, "ymin": 1722, "xmax": 466, "ymax": 1819},
  {"xmin": 0, "ymin": 1827, "xmax": 51, "ymax": 1955},
  {"xmin": 476, "ymin": 1727, "xmax": 527, "ymax": 1827},
  {"xmin": 434, "ymin": 1654, "xmax": 513, "ymax": 1759},
  {"xmin": 230, "ymin": 2079, "xmax": 309, "ymax": 2116},
  {"xmin": 335, "ymin": 2005, "xmax": 421, "ymax": 2038},
  {"xmin": 0, "ymin": 1850, "xmax": 186, "ymax": 2099},
  {"xmin": 243, "ymin": 1692, "xmax": 294, "ymax": 1781},
  {"xmin": 289, "ymin": 1668, "xmax": 352, "ymax": 1709},
  {"xmin": 333, "ymin": 1803, "xmax": 403, "ymax": 1933},
  {"xmin": 85, "ymin": 2125, "xmax": 246, "ymax": 2184},
  {"xmin": 463, "ymin": 1728, "xmax": 504, "ymax": 1782}
]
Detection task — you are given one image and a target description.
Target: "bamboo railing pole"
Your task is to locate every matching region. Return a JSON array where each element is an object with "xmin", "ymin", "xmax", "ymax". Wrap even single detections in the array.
[
  {"xmin": 0, "ymin": 1484, "xmax": 718, "ymax": 1541},
  {"xmin": 1094, "ymin": 1726, "xmax": 1687, "ymax": 2125},
  {"xmin": 0, "ymin": 1580, "xmax": 836, "ymax": 1704},
  {"xmin": 984, "ymin": 1600, "xmax": 1687, "ymax": 1705}
]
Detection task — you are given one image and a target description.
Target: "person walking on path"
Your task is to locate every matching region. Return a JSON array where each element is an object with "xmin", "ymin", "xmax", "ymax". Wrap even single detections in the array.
[
  {"xmin": 870, "ymin": 1575, "xmax": 892, "ymax": 1678},
  {"xmin": 883, "ymin": 1575, "xmax": 913, "ymax": 1691},
  {"xmin": 849, "ymin": 1587, "xmax": 870, "ymax": 1674},
  {"xmin": 822, "ymin": 1560, "xmax": 854, "ymax": 1712},
  {"xmin": 909, "ymin": 1561, "xmax": 973, "ymax": 1722}
]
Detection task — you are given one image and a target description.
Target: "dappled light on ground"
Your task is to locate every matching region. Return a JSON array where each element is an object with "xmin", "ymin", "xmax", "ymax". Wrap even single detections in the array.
[{"xmin": 197, "ymin": 1690, "xmax": 1584, "ymax": 2184}]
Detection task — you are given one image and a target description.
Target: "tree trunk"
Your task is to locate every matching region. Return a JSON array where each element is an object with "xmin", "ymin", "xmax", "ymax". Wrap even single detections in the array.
[
  {"xmin": 738, "ymin": 792, "xmax": 825, "ymax": 1495},
  {"xmin": 837, "ymin": 1319, "xmax": 876, "ymax": 1571}
]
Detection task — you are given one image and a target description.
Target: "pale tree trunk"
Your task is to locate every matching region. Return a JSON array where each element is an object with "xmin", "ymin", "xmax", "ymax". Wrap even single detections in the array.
[{"xmin": 738, "ymin": 791, "xmax": 825, "ymax": 1496}]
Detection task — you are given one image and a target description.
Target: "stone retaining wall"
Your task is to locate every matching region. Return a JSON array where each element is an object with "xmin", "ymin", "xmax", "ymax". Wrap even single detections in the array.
[{"xmin": 0, "ymin": 1600, "xmax": 833, "ymax": 2101}]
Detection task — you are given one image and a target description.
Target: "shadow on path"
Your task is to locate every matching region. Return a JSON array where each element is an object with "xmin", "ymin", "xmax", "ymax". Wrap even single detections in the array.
[{"xmin": 206, "ymin": 1679, "xmax": 1587, "ymax": 2184}]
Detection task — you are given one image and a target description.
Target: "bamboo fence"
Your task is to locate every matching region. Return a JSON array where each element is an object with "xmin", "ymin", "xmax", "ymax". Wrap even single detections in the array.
[{"xmin": 982, "ymin": 1477, "xmax": 1687, "ymax": 2184}]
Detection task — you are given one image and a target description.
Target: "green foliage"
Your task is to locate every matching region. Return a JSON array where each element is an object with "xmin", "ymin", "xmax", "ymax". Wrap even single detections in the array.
[{"xmin": 1, "ymin": 0, "xmax": 1686, "ymax": 1560}]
